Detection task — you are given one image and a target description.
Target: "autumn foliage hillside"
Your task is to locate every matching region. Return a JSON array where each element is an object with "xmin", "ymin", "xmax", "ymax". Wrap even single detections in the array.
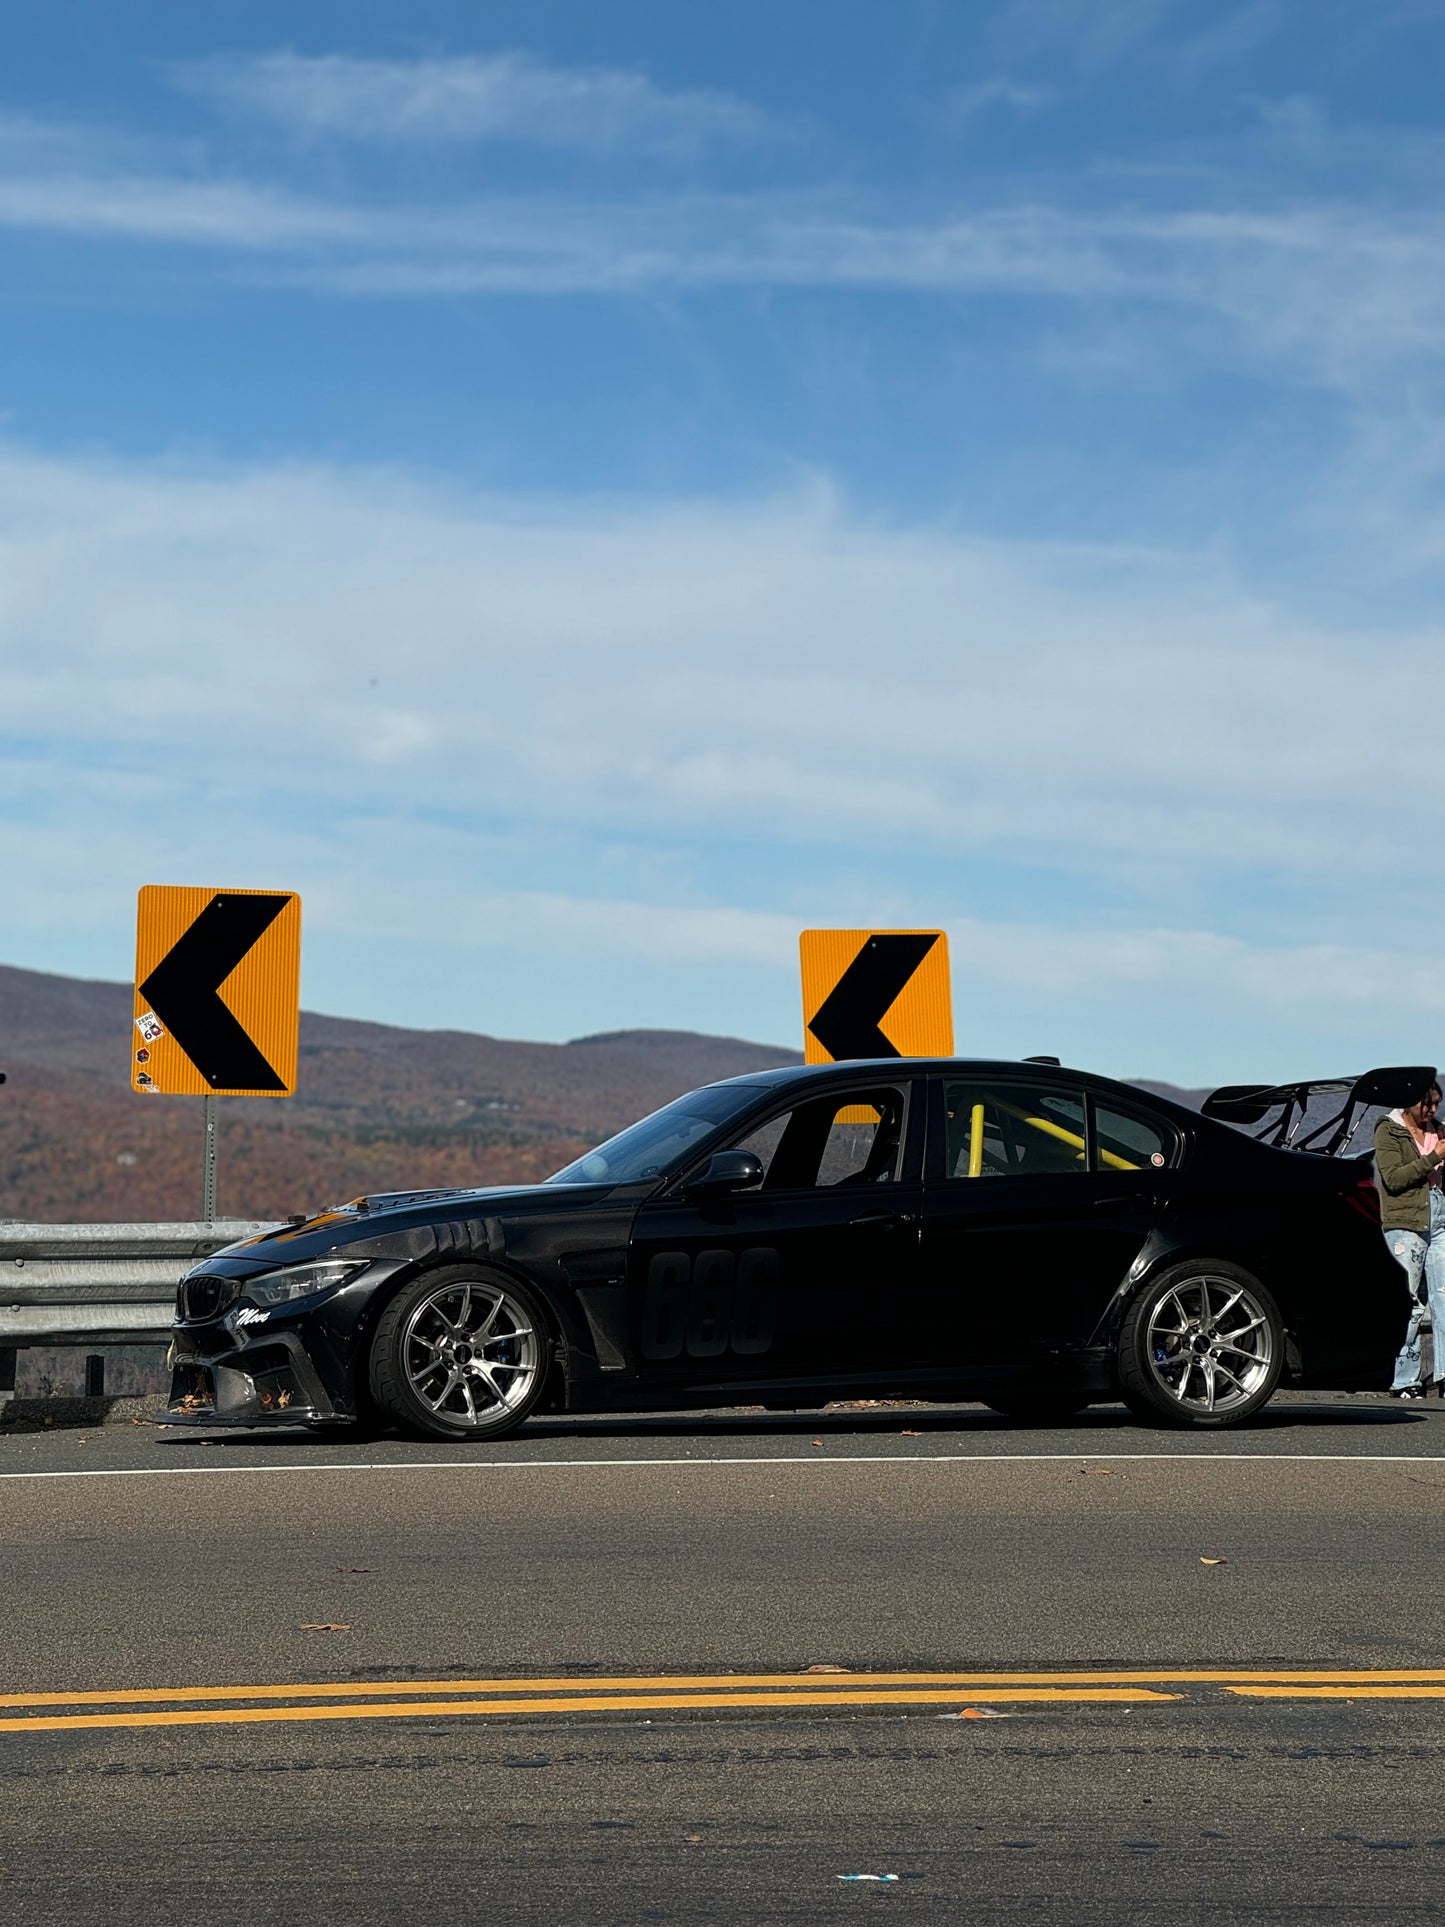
[{"xmin": 0, "ymin": 963, "xmax": 800, "ymax": 1222}]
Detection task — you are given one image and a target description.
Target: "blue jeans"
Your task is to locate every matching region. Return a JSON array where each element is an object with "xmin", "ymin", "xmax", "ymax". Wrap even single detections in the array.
[{"xmin": 1388, "ymin": 1189, "xmax": 1445, "ymax": 1389}]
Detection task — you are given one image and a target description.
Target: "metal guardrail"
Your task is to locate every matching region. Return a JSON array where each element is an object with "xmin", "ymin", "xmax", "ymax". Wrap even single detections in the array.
[{"xmin": 0, "ymin": 1221, "xmax": 278, "ymax": 1348}]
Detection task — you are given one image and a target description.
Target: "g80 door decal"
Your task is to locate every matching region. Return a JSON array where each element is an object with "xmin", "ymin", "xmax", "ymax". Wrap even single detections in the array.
[{"xmin": 641, "ymin": 1248, "xmax": 778, "ymax": 1361}]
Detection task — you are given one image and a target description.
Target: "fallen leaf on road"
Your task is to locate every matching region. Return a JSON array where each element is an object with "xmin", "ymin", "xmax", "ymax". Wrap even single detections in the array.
[
  {"xmin": 684, "ymin": 1834, "xmax": 703, "ymax": 1844},
  {"xmin": 811, "ymin": 1439, "xmax": 824, "ymax": 1447},
  {"xmin": 298, "ymin": 1623, "xmax": 351, "ymax": 1632},
  {"xmin": 803, "ymin": 1663, "xmax": 850, "ymax": 1674},
  {"xmin": 1200, "ymin": 1557, "xmax": 1228, "ymax": 1566},
  {"xmin": 900, "ymin": 1429, "xmax": 922, "ymax": 1437},
  {"xmin": 951, "ymin": 1706, "xmax": 1012, "ymax": 1720}
]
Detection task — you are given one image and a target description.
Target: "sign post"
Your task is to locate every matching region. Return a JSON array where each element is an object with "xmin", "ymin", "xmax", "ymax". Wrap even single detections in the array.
[
  {"xmin": 132, "ymin": 887, "xmax": 302, "ymax": 1221},
  {"xmin": 799, "ymin": 928, "xmax": 953, "ymax": 1062},
  {"xmin": 201, "ymin": 1095, "xmax": 219, "ymax": 1223}
]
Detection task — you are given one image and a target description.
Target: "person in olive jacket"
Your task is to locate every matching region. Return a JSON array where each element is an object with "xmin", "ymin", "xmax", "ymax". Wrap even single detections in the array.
[{"xmin": 1376, "ymin": 1075, "xmax": 1445, "ymax": 1398}]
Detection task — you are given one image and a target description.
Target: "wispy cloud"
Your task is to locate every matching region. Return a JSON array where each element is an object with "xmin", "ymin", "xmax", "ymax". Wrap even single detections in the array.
[
  {"xmin": 1175, "ymin": 0, "xmax": 1291, "ymax": 74},
  {"xmin": 0, "ymin": 169, "xmax": 360, "ymax": 247},
  {"xmin": 3, "ymin": 131, "xmax": 1444, "ymax": 391},
  {"xmin": 947, "ymin": 77, "xmax": 1059, "ymax": 123},
  {"xmin": 989, "ymin": 0, "xmax": 1292, "ymax": 81},
  {"xmin": 177, "ymin": 50, "xmax": 779, "ymax": 158},
  {"xmin": 0, "ymin": 81, "xmax": 1440, "ymax": 426},
  {"xmin": 989, "ymin": 0, "xmax": 1185, "ymax": 72}
]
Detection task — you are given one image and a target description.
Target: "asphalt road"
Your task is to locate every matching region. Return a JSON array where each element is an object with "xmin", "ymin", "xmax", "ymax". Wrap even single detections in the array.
[{"xmin": 4, "ymin": 1393, "xmax": 1445, "ymax": 1923}]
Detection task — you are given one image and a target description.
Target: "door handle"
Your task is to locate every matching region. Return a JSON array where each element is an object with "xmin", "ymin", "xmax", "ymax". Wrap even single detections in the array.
[
  {"xmin": 850, "ymin": 1211, "xmax": 917, "ymax": 1229},
  {"xmin": 1091, "ymin": 1193, "xmax": 1155, "ymax": 1212}
]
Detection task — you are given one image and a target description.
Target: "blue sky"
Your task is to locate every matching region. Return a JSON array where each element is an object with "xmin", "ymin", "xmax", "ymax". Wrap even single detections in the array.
[{"xmin": 3, "ymin": 0, "xmax": 1445, "ymax": 1082}]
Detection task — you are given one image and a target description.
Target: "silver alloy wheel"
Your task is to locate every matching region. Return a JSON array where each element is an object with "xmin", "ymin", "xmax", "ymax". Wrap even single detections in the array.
[
  {"xmin": 1145, "ymin": 1273, "xmax": 1274, "ymax": 1416},
  {"xmin": 401, "ymin": 1279, "xmax": 541, "ymax": 1428}
]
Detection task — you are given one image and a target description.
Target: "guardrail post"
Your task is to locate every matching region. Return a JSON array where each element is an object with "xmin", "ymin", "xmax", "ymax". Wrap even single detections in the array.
[{"xmin": 0, "ymin": 1346, "xmax": 15, "ymax": 1404}]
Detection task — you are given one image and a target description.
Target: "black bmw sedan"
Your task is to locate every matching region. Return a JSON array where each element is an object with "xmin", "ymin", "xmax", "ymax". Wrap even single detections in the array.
[{"xmin": 164, "ymin": 1057, "xmax": 1403, "ymax": 1438}]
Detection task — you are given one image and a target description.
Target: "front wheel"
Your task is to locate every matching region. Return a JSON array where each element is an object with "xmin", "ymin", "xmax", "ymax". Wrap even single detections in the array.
[
  {"xmin": 368, "ymin": 1266, "xmax": 551, "ymax": 1441},
  {"xmin": 1118, "ymin": 1261, "xmax": 1282, "ymax": 1428}
]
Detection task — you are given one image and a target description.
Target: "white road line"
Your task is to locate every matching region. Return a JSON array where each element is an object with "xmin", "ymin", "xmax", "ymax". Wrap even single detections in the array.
[{"xmin": 0, "ymin": 1451, "xmax": 1443, "ymax": 1481}]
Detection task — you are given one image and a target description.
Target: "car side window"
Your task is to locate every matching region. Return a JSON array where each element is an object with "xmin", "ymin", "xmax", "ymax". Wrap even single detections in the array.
[
  {"xmin": 733, "ymin": 1113, "xmax": 789, "ymax": 1176},
  {"xmin": 943, "ymin": 1081, "xmax": 1088, "ymax": 1179},
  {"xmin": 1093, "ymin": 1101, "xmax": 1172, "ymax": 1172},
  {"xmin": 734, "ymin": 1089, "xmax": 905, "ymax": 1190}
]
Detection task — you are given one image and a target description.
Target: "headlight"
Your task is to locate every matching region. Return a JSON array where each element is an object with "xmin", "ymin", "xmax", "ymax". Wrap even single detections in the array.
[{"xmin": 244, "ymin": 1259, "xmax": 367, "ymax": 1306}]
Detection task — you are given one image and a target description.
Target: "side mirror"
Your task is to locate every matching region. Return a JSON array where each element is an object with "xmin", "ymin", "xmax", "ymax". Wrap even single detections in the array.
[{"xmin": 686, "ymin": 1149, "xmax": 764, "ymax": 1197}]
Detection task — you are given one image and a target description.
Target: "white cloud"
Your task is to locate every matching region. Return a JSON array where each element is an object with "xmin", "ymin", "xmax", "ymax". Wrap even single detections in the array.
[
  {"xmin": 946, "ymin": 919, "xmax": 1434, "ymax": 1015},
  {"xmin": 178, "ymin": 50, "xmax": 778, "ymax": 158},
  {"xmin": 0, "ymin": 437, "xmax": 1431, "ymax": 890},
  {"xmin": 3, "ymin": 432, "xmax": 1441, "ymax": 1072}
]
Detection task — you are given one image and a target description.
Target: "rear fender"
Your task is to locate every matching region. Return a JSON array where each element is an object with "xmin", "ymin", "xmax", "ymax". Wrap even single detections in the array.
[{"xmin": 1089, "ymin": 1233, "xmax": 1305, "ymax": 1383}]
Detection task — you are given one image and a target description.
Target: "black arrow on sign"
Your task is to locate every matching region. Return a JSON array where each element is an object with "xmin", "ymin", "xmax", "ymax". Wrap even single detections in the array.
[
  {"xmin": 139, "ymin": 893, "xmax": 290, "ymax": 1091},
  {"xmin": 807, "ymin": 932, "xmax": 941, "ymax": 1061}
]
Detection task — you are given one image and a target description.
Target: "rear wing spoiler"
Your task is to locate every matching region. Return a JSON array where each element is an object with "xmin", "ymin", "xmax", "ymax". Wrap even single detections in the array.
[{"xmin": 1202, "ymin": 1066, "xmax": 1435, "ymax": 1156}]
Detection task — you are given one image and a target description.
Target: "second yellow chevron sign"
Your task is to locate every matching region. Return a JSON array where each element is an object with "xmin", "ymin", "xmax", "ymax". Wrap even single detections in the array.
[{"xmin": 799, "ymin": 928, "xmax": 953, "ymax": 1062}]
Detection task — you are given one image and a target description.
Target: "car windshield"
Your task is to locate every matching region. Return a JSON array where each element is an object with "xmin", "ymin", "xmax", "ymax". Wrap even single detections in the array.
[{"xmin": 546, "ymin": 1084, "xmax": 768, "ymax": 1185}]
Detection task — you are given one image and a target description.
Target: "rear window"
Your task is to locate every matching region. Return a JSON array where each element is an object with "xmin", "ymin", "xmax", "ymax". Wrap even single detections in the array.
[
  {"xmin": 1093, "ymin": 1102, "xmax": 1173, "ymax": 1172},
  {"xmin": 941, "ymin": 1080, "xmax": 1175, "ymax": 1176}
]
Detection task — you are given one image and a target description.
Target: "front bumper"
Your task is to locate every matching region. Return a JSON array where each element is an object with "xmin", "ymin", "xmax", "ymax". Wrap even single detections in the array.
[
  {"xmin": 160, "ymin": 1256, "xmax": 409, "ymax": 1428},
  {"xmin": 162, "ymin": 1324, "xmax": 346, "ymax": 1428}
]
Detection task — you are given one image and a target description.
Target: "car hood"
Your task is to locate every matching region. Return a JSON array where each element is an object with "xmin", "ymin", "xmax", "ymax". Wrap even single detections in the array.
[{"xmin": 192, "ymin": 1179, "xmax": 620, "ymax": 1276}]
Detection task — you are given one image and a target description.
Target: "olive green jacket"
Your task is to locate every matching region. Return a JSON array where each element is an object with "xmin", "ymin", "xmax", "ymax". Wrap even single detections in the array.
[{"xmin": 1373, "ymin": 1115, "xmax": 1445, "ymax": 1235}]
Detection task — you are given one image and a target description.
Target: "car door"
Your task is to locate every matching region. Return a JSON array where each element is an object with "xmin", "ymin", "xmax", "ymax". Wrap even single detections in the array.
[
  {"xmin": 918, "ymin": 1074, "xmax": 1170, "ymax": 1369},
  {"xmin": 625, "ymin": 1080, "xmax": 924, "ymax": 1394}
]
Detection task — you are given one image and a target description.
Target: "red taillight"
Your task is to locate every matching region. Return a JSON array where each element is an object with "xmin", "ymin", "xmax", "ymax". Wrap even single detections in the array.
[{"xmin": 1345, "ymin": 1176, "xmax": 1381, "ymax": 1224}]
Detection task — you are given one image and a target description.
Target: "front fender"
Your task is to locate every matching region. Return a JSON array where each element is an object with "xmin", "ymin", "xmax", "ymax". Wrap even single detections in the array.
[{"xmin": 337, "ymin": 1253, "xmax": 593, "ymax": 1413}]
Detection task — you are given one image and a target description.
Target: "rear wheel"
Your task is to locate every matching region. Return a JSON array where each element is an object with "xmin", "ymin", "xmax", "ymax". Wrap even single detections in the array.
[
  {"xmin": 1118, "ymin": 1261, "xmax": 1282, "ymax": 1428},
  {"xmin": 368, "ymin": 1266, "xmax": 550, "ymax": 1442}
]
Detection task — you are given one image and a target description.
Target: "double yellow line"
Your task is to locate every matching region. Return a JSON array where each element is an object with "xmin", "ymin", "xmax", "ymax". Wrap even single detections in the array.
[{"xmin": 4, "ymin": 1668, "xmax": 1445, "ymax": 1734}]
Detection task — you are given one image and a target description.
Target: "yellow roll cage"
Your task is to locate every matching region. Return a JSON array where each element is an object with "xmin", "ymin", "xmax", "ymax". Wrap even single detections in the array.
[{"xmin": 958, "ymin": 1092, "xmax": 1141, "ymax": 1176}]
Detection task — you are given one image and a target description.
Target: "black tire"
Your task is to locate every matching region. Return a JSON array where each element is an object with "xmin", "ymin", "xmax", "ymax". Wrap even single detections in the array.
[
  {"xmin": 368, "ymin": 1265, "xmax": 552, "ymax": 1442},
  {"xmin": 1118, "ymin": 1259, "xmax": 1283, "ymax": 1429},
  {"xmin": 983, "ymin": 1393, "xmax": 1090, "ymax": 1425}
]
